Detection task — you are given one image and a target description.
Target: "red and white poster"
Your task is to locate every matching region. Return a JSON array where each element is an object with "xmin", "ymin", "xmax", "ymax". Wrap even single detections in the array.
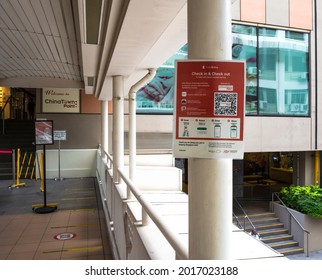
[
  {"xmin": 173, "ymin": 60, "xmax": 245, "ymax": 159},
  {"xmin": 35, "ymin": 120, "xmax": 54, "ymax": 145}
]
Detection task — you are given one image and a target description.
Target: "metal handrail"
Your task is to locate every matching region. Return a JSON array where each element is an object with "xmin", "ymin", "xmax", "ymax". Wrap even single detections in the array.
[
  {"xmin": 233, "ymin": 212, "xmax": 243, "ymax": 230},
  {"xmin": 0, "ymin": 95, "xmax": 11, "ymax": 135},
  {"xmin": 271, "ymin": 192, "xmax": 310, "ymax": 257},
  {"xmin": 233, "ymin": 197, "xmax": 260, "ymax": 237},
  {"xmin": 1, "ymin": 95, "xmax": 13, "ymax": 135},
  {"xmin": 98, "ymin": 148, "xmax": 188, "ymax": 259},
  {"xmin": 118, "ymin": 167, "xmax": 188, "ymax": 259}
]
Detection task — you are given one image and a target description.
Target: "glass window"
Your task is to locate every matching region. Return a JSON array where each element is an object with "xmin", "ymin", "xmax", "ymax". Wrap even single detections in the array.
[
  {"xmin": 258, "ymin": 28, "xmax": 309, "ymax": 115},
  {"xmin": 136, "ymin": 45, "xmax": 187, "ymax": 114},
  {"xmin": 232, "ymin": 24, "xmax": 258, "ymax": 115},
  {"xmin": 137, "ymin": 25, "xmax": 309, "ymax": 117}
]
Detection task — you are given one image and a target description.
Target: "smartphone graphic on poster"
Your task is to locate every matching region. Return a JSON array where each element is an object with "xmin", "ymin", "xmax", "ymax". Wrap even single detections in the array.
[
  {"xmin": 214, "ymin": 125, "xmax": 221, "ymax": 138},
  {"xmin": 230, "ymin": 125, "xmax": 237, "ymax": 138}
]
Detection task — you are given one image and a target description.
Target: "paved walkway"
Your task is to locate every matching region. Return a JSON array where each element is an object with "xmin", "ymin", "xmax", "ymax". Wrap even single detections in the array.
[
  {"xmin": 0, "ymin": 178, "xmax": 113, "ymax": 260},
  {"xmin": 285, "ymin": 250, "xmax": 322, "ymax": 260}
]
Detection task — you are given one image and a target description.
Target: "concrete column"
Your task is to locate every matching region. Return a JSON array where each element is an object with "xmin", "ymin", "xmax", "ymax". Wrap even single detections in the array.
[
  {"xmin": 187, "ymin": 0, "xmax": 233, "ymax": 259},
  {"xmin": 101, "ymin": 100, "xmax": 109, "ymax": 158},
  {"xmin": 297, "ymin": 151, "xmax": 314, "ymax": 186},
  {"xmin": 112, "ymin": 76, "xmax": 124, "ymax": 183}
]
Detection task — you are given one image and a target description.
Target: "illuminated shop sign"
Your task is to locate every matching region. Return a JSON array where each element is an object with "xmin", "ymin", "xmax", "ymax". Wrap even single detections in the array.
[{"xmin": 42, "ymin": 88, "xmax": 80, "ymax": 113}]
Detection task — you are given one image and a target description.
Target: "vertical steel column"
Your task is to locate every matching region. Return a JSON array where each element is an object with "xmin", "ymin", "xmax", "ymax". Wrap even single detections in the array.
[
  {"xmin": 112, "ymin": 76, "xmax": 124, "ymax": 184},
  {"xmin": 187, "ymin": 0, "xmax": 233, "ymax": 259}
]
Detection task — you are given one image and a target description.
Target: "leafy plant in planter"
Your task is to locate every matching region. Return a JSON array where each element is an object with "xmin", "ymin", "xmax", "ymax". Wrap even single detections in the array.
[{"xmin": 280, "ymin": 185, "xmax": 322, "ymax": 218}]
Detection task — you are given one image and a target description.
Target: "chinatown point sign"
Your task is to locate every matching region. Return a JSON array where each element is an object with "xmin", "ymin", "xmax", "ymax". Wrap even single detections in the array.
[
  {"xmin": 173, "ymin": 60, "xmax": 245, "ymax": 159},
  {"xmin": 42, "ymin": 88, "xmax": 80, "ymax": 113}
]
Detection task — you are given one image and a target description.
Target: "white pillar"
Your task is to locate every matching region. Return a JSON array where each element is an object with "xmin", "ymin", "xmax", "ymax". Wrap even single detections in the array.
[
  {"xmin": 187, "ymin": 0, "xmax": 233, "ymax": 260},
  {"xmin": 112, "ymin": 76, "xmax": 124, "ymax": 183},
  {"xmin": 101, "ymin": 100, "xmax": 109, "ymax": 158},
  {"xmin": 128, "ymin": 90, "xmax": 136, "ymax": 200},
  {"xmin": 129, "ymin": 92, "xmax": 136, "ymax": 184}
]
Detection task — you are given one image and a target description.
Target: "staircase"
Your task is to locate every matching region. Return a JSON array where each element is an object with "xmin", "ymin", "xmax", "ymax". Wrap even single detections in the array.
[
  {"xmin": 236, "ymin": 211, "xmax": 304, "ymax": 256},
  {"xmin": 0, "ymin": 151, "xmax": 13, "ymax": 180},
  {"xmin": 0, "ymin": 119, "xmax": 35, "ymax": 149},
  {"xmin": 0, "ymin": 120, "xmax": 35, "ymax": 179}
]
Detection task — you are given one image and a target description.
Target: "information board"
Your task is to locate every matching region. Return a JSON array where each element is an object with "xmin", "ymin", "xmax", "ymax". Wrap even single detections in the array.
[
  {"xmin": 42, "ymin": 88, "xmax": 80, "ymax": 113},
  {"xmin": 35, "ymin": 120, "xmax": 54, "ymax": 145},
  {"xmin": 54, "ymin": 130, "xmax": 67, "ymax": 141},
  {"xmin": 173, "ymin": 60, "xmax": 245, "ymax": 159}
]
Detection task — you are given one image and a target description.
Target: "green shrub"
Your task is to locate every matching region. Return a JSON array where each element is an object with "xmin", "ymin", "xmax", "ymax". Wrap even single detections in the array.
[{"xmin": 280, "ymin": 185, "xmax": 322, "ymax": 218}]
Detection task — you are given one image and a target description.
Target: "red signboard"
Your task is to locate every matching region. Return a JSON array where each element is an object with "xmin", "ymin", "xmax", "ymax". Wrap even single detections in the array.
[
  {"xmin": 173, "ymin": 60, "xmax": 245, "ymax": 159},
  {"xmin": 35, "ymin": 120, "xmax": 54, "ymax": 145}
]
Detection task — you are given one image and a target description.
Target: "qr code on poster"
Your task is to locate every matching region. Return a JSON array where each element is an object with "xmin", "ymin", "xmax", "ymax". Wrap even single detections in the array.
[{"xmin": 214, "ymin": 92, "xmax": 238, "ymax": 116}]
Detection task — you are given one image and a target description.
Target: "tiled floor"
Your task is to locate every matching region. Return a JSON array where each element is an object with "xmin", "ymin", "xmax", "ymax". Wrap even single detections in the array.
[{"xmin": 0, "ymin": 178, "xmax": 113, "ymax": 260}]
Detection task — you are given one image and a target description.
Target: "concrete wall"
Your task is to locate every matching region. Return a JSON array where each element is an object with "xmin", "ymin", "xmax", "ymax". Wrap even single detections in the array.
[
  {"xmin": 121, "ymin": 114, "xmax": 314, "ymax": 153},
  {"xmin": 36, "ymin": 114, "xmax": 101, "ymax": 150},
  {"xmin": 234, "ymin": 0, "xmax": 313, "ymax": 30},
  {"xmin": 40, "ymin": 149, "xmax": 97, "ymax": 179}
]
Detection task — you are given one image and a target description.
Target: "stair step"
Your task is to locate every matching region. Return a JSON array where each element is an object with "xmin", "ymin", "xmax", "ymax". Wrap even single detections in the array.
[
  {"xmin": 236, "ymin": 212, "xmax": 276, "ymax": 219},
  {"xmin": 0, "ymin": 174, "xmax": 13, "ymax": 179},
  {"xmin": 257, "ymin": 228, "xmax": 289, "ymax": 237},
  {"xmin": 245, "ymin": 223, "xmax": 284, "ymax": 231},
  {"xmin": 261, "ymin": 234, "xmax": 293, "ymax": 243},
  {"xmin": 276, "ymin": 246, "xmax": 304, "ymax": 256},
  {"xmin": 251, "ymin": 217, "xmax": 280, "ymax": 224},
  {"xmin": 247, "ymin": 212, "xmax": 277, "ymax": 218},
  {"xmin": 268, "ymin": 240, "xmax": 299, "ymax": 250}
]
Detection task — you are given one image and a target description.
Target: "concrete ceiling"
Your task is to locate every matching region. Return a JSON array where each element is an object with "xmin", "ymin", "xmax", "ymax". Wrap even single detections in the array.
[{"xmin": 0, "ymin": 0, "xmax": 188, "ymax": 100}]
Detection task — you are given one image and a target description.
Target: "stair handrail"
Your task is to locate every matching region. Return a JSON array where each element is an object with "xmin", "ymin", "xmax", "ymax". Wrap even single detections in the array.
[
  {"xmin": 271, "ymin": 192, "xmax": 310, "ymax": 257},
  {"xmin": 232, "ymin": 212, "xmax": 243, "ymax": 230},
  {"xmin": 1, "ymin": 95, "xmax": 14, "ymax": 135},
  {"xmin": 233, "ymin": 197, "xmax": 260, "ymax": 238}
]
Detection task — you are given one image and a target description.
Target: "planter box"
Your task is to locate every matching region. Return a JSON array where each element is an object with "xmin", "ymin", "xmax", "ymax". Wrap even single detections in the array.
[{"xmin": 271, "ymin": 201, "xmax": 322, "ymax": 252}]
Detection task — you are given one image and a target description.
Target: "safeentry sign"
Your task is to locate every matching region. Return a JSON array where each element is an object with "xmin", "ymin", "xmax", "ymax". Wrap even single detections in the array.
[{"xmin": 173, "ymin": 60, "xmax": 245, "ymax": 159}]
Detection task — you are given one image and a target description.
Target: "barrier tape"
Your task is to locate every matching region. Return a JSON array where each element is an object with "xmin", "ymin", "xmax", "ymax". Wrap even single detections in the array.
[{"xmin": 0, "ymin": 149, "xmax": 12, "ymax": 154}]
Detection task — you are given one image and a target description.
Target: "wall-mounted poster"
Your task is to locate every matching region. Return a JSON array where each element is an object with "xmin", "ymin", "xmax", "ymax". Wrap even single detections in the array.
[
  {"xmin": 35, "ymin": 120, "xmax": 54, "ymax": 145},
  {"xmin": 173, "ymin": 60, "xmax": 245, "ymax": 159},
  {"xmin": 42, "ymin": 88, "xmax": 80, "ymax": 113}
]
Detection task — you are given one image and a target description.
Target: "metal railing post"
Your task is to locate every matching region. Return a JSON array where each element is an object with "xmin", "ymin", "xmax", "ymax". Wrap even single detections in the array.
[
  {"xmin": 306, "ymin": 232, "xmax": 309, "ymax": 257},
  {"xmin": 12, "ymin": 149, "xmax": 15, "ymax": 181}
]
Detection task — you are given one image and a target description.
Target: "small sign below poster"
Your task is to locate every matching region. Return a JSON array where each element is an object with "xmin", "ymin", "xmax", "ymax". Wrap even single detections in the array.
[
  {"xmin": 35, "ymin": 120, "xmax": 54, "ymax": 145},
  {"xmin": 54, "ymin": 130, "xmax": 67, "ymax": 141},
  {"xmin": 173, "ymin": 60, "xmax": 245, "ymax": 159}
]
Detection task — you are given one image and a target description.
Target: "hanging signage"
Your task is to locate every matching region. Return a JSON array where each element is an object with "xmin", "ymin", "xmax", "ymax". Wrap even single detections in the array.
[
  {"xmin": 35, "ymin": 120, "xmax": 54, "ymax": 145},
  {"xmin": 42, "ymin": 88, "xmax": 80, "ymax": 113},
  {"xmin": 173, "ymin": 60, "xmax": 245, "ymax": 159},
  {"xmin": 54, "ymin": 130, "xmax": 67, "ymax": 141}
]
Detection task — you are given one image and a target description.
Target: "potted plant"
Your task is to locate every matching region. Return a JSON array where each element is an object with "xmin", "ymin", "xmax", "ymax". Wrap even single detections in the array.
[{"xmin": 280, "ymin": 185, "xmax": 322, "ymax": 218}]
